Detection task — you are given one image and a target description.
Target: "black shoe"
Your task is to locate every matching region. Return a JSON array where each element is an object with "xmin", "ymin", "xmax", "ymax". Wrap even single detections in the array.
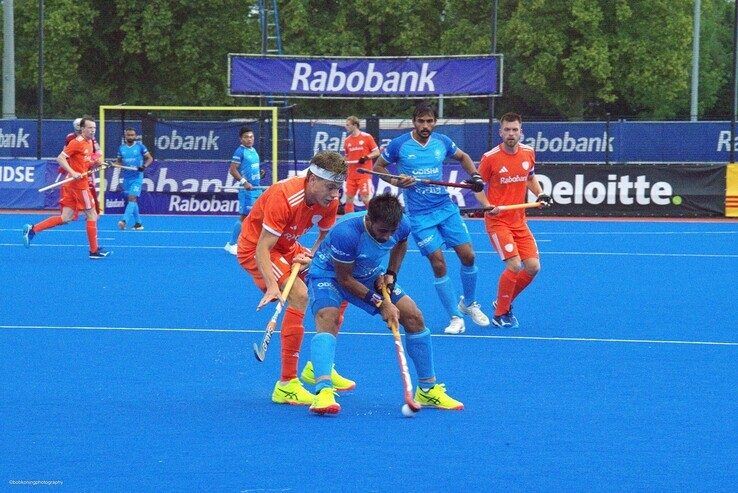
[{"xmin": 89, "ymin": 248, "xmax": 111, "ymax": 259}]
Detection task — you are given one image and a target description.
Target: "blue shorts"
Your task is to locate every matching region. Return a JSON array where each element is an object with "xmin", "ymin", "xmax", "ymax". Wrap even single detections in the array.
[
  {"xmin": 122, "ymin": 178, "xmax": 143, "ymax": 198},
  {"xmin": 308, "ymin": 275, "xmax": 406, "ymax": 317},
  {"xmin": 408, "ymin": 201, "xmax": 471, "ymax": 256},
  {"xmin": 239, "ymin": 188, "xmax": 263, "ymax": 215}
]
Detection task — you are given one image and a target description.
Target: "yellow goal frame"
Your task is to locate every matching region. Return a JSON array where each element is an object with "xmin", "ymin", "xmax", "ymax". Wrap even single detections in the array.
[{"xmin": 98, "ymin": 105, "xmax": 279, "ymax": 213}]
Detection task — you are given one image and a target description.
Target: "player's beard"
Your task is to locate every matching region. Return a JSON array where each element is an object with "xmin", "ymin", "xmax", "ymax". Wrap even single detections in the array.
[{"xmin": 126, "ymin": 138, "xmax": 135, "ymax": 144}]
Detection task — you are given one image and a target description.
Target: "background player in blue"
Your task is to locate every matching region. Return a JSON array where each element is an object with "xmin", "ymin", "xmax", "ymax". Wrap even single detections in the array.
[
  {"xmin": 224, "ymin": 126, "xmax": 262, "ymax": 255},
  {"xmin": 373, "ymin": 102, "xmax": 489, "ymax": 335},
  {"xmin": 306, "ymin": 193, "xmax": 463, "ymax": 414},
  {"xmin": 116, "ymin": 127, "xmax": 153, "ymax": 231}
]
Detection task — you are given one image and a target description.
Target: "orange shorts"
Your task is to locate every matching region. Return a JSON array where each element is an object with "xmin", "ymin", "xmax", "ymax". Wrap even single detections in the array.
[
  {"xmin": 485, "ymin": 219, "xmax": 539, "ymax": 261},
  {"xmin": 345, "ymin": 173, "xmax": 372, "ymax": 197},
  {"xmin": 237, "ymin": 242, "xmax": 310, "ymax": 291},
  {"xmin": 59, "ymin": 186, "xmax": 96, "ymax": 212}
]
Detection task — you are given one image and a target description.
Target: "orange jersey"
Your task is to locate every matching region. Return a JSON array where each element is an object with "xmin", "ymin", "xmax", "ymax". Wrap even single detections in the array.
[
  {"xmin": 238, "ymin": 176, "xmax": 338, "ymax": 254},
  {"xmin": 343, "ymin": 131, "xmax": 378, "ymax": 173},
  {"xmin": 61, "ymin": 136, "xmax": 95, "ymax": 190},
  {"xmin": 478, "ymin": 143, "xmax": 536, "ymax": 225}
]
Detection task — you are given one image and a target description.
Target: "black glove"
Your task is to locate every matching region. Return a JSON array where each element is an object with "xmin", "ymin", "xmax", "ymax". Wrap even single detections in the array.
[
  {"xmin": 537, "ymin": 193, "xmax": 553, "ymax": 207},
  {"xmin": 374, "ymin": 269, "xmax": 397, "ymax": 294},
  {"xmin": 137, "ymin": 165, "xmax": 146, "ymax": 172},
  {"xmin": 465, "ymin": 172, "xmax": 485, "ymax": 193},
  {"xmin": 358, "ymin": 156, "xmax": 368, "ymax": 164},
  {"xmin": 384, "ymin": 269, "xmax": 397, "ymax": 293}
]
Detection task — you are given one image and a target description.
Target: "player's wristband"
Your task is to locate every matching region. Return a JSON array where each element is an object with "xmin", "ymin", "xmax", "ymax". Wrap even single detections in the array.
[
  {"xmin": 239, "ymin": 178, "xmax": 247, "ymax": 185},
  {"xmin": 363, "ymin": 291, "xmax": 383, "ymax": 308}
]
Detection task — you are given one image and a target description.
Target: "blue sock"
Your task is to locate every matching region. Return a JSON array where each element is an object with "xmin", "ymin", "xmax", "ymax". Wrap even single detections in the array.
[
  {"xmin": 310, "ymin": 332, "xmax": 336, "ymax": 392},
  {"xmin": 460, "ymin": 264, "xmax": 478, "ymax": 304},
  {"xmin": 132, "ymin": 202, "xmax": 140, "ymax": 224},
  {"xmin": 122, "ymin": 202, "xmax": 135, "ymax": 225},
  {"xmin": 230, "ymin": 220, "xmax": 242, "ymax": 244},
  {"xmin": 434, "ymin": 275, "xmax": 462, "ymax": 317},
  {"xmin": 406, "ymin": 328, "xmax": 435, "ymax": 382}
]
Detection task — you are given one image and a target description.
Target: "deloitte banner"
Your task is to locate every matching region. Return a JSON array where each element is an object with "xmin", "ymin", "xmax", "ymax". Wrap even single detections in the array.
[
  {"xmin": 228, "ymin": 55, "xmax": 501, "ymax": 98},
  {"xmin": 530, "ymin": 164, "xmax": 726, "ymax": 217}
]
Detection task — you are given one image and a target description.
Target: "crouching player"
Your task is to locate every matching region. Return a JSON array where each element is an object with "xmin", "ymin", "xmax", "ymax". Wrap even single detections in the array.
[
  {"xmin": 237, "ymin": 150, "xmax": 355, "ymax": 405},
  {"xmin": 306, "ymin": 192, "xmax": 464, "ymax": 415}
]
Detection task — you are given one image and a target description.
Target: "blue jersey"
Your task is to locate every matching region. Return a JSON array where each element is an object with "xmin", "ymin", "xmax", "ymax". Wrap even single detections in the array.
[
  {"xmin": 310, "ymin": 212, "xmax": 411, "ymax": 281},
  {"xmin": 117, "ymin": 142, "xmax": 149, "ymax": 180},
  {"xmin": 232, "ymin": 145, "xmax": 261, "ymax": 185},
  {"xmin": 380, "ymin": 132, "xmax": 458, "ymax": 213}
]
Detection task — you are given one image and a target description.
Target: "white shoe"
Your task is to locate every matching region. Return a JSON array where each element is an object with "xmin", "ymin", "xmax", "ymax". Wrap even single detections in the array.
[
  {"xmin": 443, "ymin": 316, "xmax": 465, "ymax": 334},
  {"xmin": 458, "ymin": 296, "xmax": 490, "ymax": 327},
  {"xmin": 224, "ymin": 242, "xmax": 237, "ymax": 255}
]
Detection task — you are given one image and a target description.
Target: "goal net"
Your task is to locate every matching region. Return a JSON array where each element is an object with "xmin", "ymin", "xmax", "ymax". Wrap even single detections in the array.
[{"xmin": 97, "ymin": 105, "xmax": 284, "ymax": 215}]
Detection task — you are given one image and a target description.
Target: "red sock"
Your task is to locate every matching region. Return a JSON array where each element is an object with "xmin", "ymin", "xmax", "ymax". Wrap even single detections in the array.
[
  {"xmin": 495, "ymin": 269, "xmax": 517, "ymax": 315},
  {"xmin": 338, "ymin": 301, "xmax": 348, "ymax": 329},
  {"xmin": 86, "ymin": 221, "xmax": 99, "ymax": 252},
  {"xmin": 344, "ymin": 201, "xmax": 354, "ymax": 213},
  {"xmin": 280, "ymin": 306, "xmax": 305, "ymax": 381},
  {"xmin": 512, "ymin": 270, "xmax": 535, "ymax": 301},
  {"xmin": 33, "ymin": 215, "xmax": 64, "ymax": 233}
]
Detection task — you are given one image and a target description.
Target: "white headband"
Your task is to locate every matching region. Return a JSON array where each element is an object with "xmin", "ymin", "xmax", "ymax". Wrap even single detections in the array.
[{"xmin": 308, "ymin": 163, "xmax": 346, "ymax": 183}]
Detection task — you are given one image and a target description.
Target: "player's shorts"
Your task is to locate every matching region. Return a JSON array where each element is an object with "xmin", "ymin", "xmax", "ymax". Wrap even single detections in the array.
[
  {"xmin": 408, "ymin": 201, "xmax": 472, "ymax": 256},
  {"xmin": 59, "ymin": 186, "xmax": 96, "ymax": 212},
  {"xmin": 122, "ymin": 178, "xmax": 143, "ymax": 198},
  {"xmin": 237, "ymin": 241, "xmax": 310, "ymax": 292},
  {"xmin": 484, "ymin": 219, "xmax": 539, "ymax": 261},
  {"xmin": 238, "ymin": 188, "xmax": 263, "ymax": 215},
  {"xmin": 307, "ymin": 275, "xmax": 406, "ymax": 316},
  {"xmin": 345, "ymin": 172, "xmax": 372, "ymax": 197}
]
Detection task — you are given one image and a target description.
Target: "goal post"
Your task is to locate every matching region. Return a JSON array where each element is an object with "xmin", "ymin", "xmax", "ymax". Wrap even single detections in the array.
[{"xmin": 97, "ymin": 105, "xmax": 279, "ymax": 214}]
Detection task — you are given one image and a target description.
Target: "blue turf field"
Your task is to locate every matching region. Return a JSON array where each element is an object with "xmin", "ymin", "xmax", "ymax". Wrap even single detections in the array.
[{"xmin": 1, "ymin": 213, "xmax": 736, "ymax": 491}]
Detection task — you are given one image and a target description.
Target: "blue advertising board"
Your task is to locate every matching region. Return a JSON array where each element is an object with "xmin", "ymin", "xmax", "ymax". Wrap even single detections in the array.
[
  {"xmin": 3, "ymin": 119, "xmax": 737, "ymax": 164},
  {"xmin": 228, "ymin": 55, "xmax": 501, "ymax": 98}
]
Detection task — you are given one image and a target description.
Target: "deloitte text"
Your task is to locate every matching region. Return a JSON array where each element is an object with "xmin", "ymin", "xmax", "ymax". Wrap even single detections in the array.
[
  {"xmin": 536, "ymin": 173, "xmax": 673, "ymax": 205},
  {"xmin": 291, "ymin": 63, "xmax": 437, "ymax": 93}
]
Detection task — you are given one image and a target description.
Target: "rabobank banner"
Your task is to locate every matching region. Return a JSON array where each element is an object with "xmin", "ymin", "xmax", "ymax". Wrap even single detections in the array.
[
  {"xmin": 228, "ymin": 55, "xmax": 502, "ymax": 98},
  {"xmin": 3, "ymin": 118, "xmax": 738, "ymax": 163}
]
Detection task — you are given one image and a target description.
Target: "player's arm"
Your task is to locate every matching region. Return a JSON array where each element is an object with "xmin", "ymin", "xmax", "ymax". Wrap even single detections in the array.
[
  {"xmin": 255, "ymin": 229, "xmax": 282, "ymax": 309},
  {"xmin": 373, "ymin": 154, "xmax": 415, "ymax": 188},
  {"xmin": 309, "ymin": 229, "xmax": 329, "ymax": 256},
  {"xmin": 334, "ymin": 259, "xmax": 400, "ymax": 326},
  {"xmin": 229, "ymin": 161, "xmax": 253, "ymax": 190},
  {"xmin": 142, "ymin": 151, "xmax": 154, "ymax": 169},
  {"xmin": 56, "ymin": 150, "xmax": 81, "ymax": 179},
  {"xmin": 527, "ymin": 174, "xmax": 552, "ymax": 207},
  {"xmin": 451, "ymin": 148, "xmax": 484, "ymax": 192}
]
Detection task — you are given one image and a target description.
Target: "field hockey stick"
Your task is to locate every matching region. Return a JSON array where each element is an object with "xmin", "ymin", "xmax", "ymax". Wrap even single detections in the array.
[
  {"xmin": 380, "ymin": 285, "xmax": 421, "ymax": 412},
  {"xmin": 459, "ymin": 201, "xmax": 543, "ymax": 214},
  {"xmin": 253, "ymin": 263, "xmax": 302, "ymax": 362},
  {"xmin": 110, "ymin": 163, "xmax": 140, "ymax": 171},
  {"xmin": 215, "ymin": 185, "xmax": 269, "ymax": 192},
  {"xmin": 356, "ymin": 168, "xmax": 475, "ymax": 190},
  {"xmin": 38, "ymin": 161, "xmax": 112, "ymax": 192}
]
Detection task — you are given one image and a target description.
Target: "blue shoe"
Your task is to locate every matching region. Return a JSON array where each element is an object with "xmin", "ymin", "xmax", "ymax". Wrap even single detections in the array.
[
  {"xmin": 22, "ymin": 224, "xmax": 35, "ymax": 248},
  {"xmin": 492, "ymin": 301, "xmax": 520, "ymax": 328},
  {"xmin": 89, "ymin": 247, "xmax": 111, "ymax": 259},
  {"xmin": 491, "ymin": 312, "xmax": 519, "ymax": 328}
]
